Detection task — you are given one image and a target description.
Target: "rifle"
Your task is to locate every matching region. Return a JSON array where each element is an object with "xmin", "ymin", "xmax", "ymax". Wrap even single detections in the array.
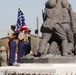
[
  {"xmin": 68, "ymin": 4, "xmax": 74, "ymax": 32},
  {"xmin": 42, "ymin": 9, "xmax": 45, "ymax": 22},
  {"xmin": 42, "ymin": 9, "xmax": 47, "ymax": 22},
  {"xmin": 68, "ymin": 4, "xmax": 76, "ymax": 52}
]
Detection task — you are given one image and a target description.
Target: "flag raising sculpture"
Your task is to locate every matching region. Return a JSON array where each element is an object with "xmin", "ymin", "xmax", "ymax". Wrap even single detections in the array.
[{"xmin": 15, "ymin": 8, "xmax": 28, "ymax": 32}]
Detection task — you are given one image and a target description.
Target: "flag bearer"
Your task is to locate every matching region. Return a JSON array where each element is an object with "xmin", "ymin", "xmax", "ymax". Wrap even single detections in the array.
[{"xmin": 17, "ymin": 32, "xmax": 26, "ymax": 63}]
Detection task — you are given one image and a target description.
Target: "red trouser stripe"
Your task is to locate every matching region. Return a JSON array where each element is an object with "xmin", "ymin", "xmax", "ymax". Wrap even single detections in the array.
[
  {"xmin": 17, "ymin": 42, "xmax": 20, "ymax": 62},
  {"xmin": 10, "ymin": 42, "xmax": 12, "ymax": 63}
]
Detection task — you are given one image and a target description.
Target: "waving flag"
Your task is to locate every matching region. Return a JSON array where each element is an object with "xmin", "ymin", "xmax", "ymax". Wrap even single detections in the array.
[{"xmin": 15, "ymin": 8, "xmax": 28, "ymax": 32}]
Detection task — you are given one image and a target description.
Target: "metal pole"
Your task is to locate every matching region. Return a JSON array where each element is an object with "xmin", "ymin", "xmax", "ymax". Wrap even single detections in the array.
[
  {"xmin": 37, "ymin": 17, "xmax": 39, "ymax": 37},
  {"xmin": 36, "ymin": 17, "xmax": 39, "ymax": 50}
]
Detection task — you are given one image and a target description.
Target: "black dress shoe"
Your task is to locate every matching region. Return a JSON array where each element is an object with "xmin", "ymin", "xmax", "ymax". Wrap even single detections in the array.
[
  {"xmin": 9, "ymin": 63, "xmax": 13, "ymax": 66},
  {"xmin": 33, "ymin": 52, "xmax": 41, "ymax": 57}
]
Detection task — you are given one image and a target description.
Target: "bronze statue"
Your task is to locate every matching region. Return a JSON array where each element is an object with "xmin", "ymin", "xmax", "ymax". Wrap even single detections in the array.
[{"xmin": 33, "ymin": 0, "xmax": 69, "ymax": 57}]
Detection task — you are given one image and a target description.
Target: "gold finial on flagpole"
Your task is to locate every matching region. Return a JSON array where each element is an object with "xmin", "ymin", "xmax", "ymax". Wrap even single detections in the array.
[{"xmin": 18, "ymin": 0, "xmax": 20, "ymax": 8}]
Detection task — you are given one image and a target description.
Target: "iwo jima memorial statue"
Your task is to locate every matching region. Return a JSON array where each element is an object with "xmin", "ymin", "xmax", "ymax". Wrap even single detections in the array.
[{"xmin": 21, "ymin": 0, "xmax": 76, "ymax": 63}]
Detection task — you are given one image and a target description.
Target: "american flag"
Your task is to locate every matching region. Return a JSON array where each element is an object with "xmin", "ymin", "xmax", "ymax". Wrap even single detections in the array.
[{"xmin": 15, "ymin": 8, "xmax": 28, "ymax": 32}]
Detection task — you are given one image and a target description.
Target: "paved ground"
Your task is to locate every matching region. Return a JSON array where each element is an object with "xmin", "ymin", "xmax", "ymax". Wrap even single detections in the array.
[{"xmin": 0, "ymin": 64, "xmax": 76, "ymax": 75}]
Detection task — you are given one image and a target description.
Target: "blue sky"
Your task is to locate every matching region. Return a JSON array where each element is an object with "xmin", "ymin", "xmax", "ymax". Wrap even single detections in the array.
[{"xmin": 0, "ymin": 0, "xmax": 76, "ymax": 38}]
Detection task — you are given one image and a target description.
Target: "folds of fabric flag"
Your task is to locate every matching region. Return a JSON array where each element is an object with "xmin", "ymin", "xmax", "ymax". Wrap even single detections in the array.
[
  {"xmin": 15, "ymin": 8, "xmax": 28, "ymax": 33},
  {"xmin": 17, "ymin": 24, "xmax": 28, "ymax": 32}
]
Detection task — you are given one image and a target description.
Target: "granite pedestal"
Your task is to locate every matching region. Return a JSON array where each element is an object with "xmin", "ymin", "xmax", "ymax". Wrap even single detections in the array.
[{"xmin": 20, "ymin": 54, "xmax": 76, "ymax": 63}]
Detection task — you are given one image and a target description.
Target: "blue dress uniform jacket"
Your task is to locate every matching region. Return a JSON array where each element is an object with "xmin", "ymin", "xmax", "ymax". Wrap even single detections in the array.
[
  {"xmin": 8, "ymin": 40, "xmax": 16, "ymax": 64},
  {"xmin": 17, "ymin": 41, "xmax": 25, "ymax": 63}
]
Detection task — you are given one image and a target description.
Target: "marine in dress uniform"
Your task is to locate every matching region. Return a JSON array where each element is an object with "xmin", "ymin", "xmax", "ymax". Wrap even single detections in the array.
[
  {"xmin": 8, "ymin": 29, "xmax": 16, "ymax": 65},
  {"xmin": 17, "ymin": 32, "xmax": 25, "ymax": 63}
]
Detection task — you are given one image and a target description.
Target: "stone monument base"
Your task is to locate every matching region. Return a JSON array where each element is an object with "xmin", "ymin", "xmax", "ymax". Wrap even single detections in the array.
[{"xmin": 20, "ymin": 54, "xmax": 76, "ymax": 63}]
